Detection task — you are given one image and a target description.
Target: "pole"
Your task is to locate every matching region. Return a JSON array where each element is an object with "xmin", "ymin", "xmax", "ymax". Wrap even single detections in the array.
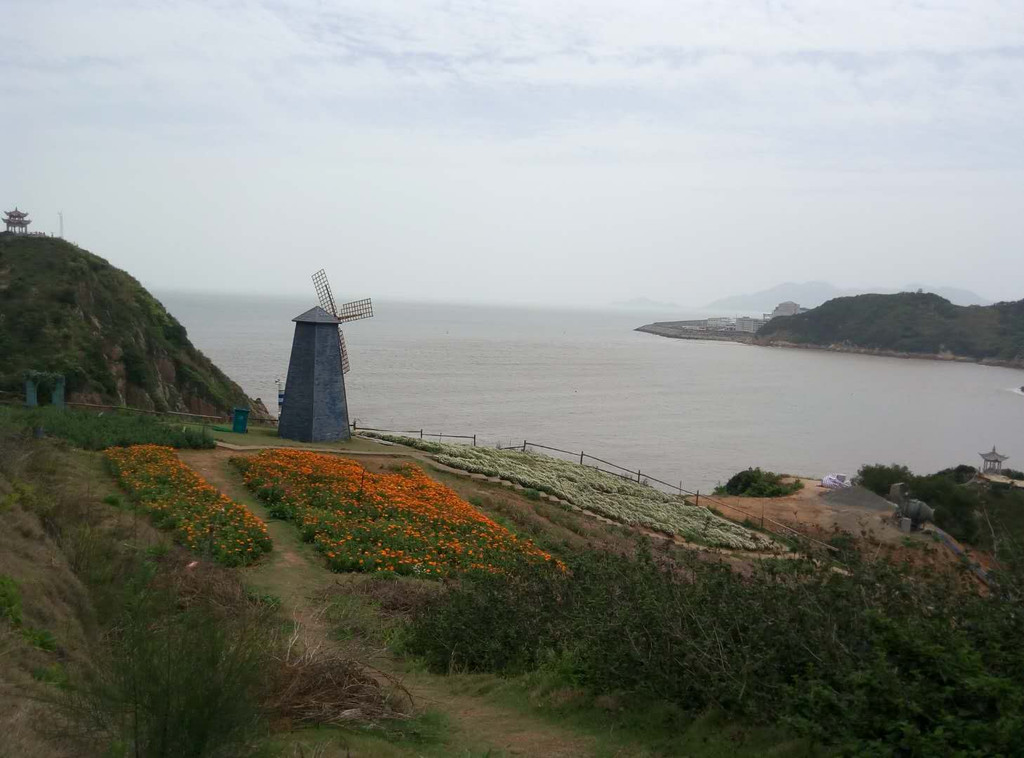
[
  {"xmin": 637, "ymin": 469, "xmax": 642, "ymax": 484},
  {"xmin": 420, "ymin": 429, "xmax": 423, "ymax": 439},
  {"xmin": 695, "ymin": 490, "xmax": 700, "ymax": 508},
  {"xmin": 473, "ymin": 434, "xmax": 477, "ymax": 447},
  {"xmin": 523, "ymin": 440, "xmax": 527, "ymax": 452},
  {"xmin": 580, "ymin": 451, "xmax": 585, "ymax": 465},
  {"xmin": 761, "ymin": 501, "xmax": 765, "ymax": 529}
]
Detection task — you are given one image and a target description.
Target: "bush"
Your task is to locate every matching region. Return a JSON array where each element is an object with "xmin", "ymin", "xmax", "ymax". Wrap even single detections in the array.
[
  {"xmin": 933, "ymin": 464, "xmax": 979, "ymax": 484},
  {"xmin": 0, "ymin": 574, "xmax": 23, "ymax": 626},
  {"xmin": 0, "ymin": 406, "xmax": 214, "ymax": 450},
  {"xmin": 1002, "ymin": 468, "xmax": 1024, "ymax": 481},
  {"xmin": 715, "ymin": 468, "xmax": 803, "ymax": 498},
  {"xmin": 856, "ymin": 463, "xmax": 914, "ymax": 497},
  {"xmin": 66, "ymin": 563, "xmax": 275, "ymax": 757},
  {"xmin": 406, "ymin": 544, "xmax": 1024, "ymax": 755}
]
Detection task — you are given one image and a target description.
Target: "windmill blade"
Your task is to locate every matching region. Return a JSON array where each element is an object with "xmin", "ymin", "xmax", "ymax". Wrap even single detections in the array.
[
  {"xmin": 338, "ymin": 327, "xmax": 351, "ymax": 374},
  {"xmin": 337, "ymin": 298, "xmax": 373, "ymax": 323},
  {"xmin": 312, "ymin": 268, "xmax": 338, "ymax": 316}
]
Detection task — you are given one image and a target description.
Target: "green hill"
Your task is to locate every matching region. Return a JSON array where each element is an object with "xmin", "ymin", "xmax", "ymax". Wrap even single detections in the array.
[
  {"xmin": 756, "ymin": 292, "xmax": 1024, "ymax": 366},
  {"xmin": 0, "ymin": 234, "xmax": 262, "ymax": 415}
]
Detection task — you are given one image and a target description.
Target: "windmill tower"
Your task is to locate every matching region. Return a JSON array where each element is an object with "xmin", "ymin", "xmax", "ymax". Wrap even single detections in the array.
[{"xmin": 278, "ymin": 269, "xmax": 373, "ymax": 442}]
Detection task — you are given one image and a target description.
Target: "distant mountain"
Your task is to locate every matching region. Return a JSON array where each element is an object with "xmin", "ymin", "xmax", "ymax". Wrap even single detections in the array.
[
  {"xmin": 705, "ymin": 282, "xmax": 849, "ymax": 312},
  {"xmin": 0, "ymin": 235, "xmax": 265, "ymax": 416},
  {"xmin": 706, "ymin": 282, "xmax": 991, "ymax": 312},
  {"xmin": 756, "ymin": 292, "xmax": 1024, "ymax": 366}
]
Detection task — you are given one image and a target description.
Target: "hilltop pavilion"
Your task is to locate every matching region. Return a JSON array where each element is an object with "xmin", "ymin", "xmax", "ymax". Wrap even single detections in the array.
[
  {"xmin": 3, "ymin": 208, "xmax": 31, "ymax": 234},
  {"xmin": 980, "ymin": 446, "xmax": 1009, "ymax": 474}
]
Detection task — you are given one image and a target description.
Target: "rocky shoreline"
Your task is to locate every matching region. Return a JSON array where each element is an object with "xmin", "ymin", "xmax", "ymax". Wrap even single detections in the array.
[{"xmin": 636, "ymin": 322, "xmax": 1024, "ymax": 371}]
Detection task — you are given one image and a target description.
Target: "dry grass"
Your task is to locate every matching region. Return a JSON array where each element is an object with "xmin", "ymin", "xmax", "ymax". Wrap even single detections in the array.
[{"xmin": 264, "ymin": 623, "xmax": 413, "ymax": 728}]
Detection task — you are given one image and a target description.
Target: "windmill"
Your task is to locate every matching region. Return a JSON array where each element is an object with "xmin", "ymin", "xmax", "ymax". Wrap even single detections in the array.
[
  {"xmin": 277, "ymin": 269, "xmax": 373, "ymax": 443},
  {"xmin": 311, "ymin": 268, "xmax": 373, "ymax": 374}
]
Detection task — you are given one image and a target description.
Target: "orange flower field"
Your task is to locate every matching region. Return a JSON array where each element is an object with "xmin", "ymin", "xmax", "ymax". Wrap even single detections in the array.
[
  {"xmin": 106, "ymin": 445, "xmax": 272, "ymax": 567},
  {"xmin": 234, "ymin": 449, "xmax": 561, "ymax": 578}
]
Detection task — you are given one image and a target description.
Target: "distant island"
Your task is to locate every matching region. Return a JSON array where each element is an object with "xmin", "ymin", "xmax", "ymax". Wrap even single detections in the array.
[
  {"xmin": 705, "ymin": 281, "xmax": 991, "ymax": 311},
  {"xmin": 639, "ymin": 292, "xmax": 1024, "ymax": 369}
]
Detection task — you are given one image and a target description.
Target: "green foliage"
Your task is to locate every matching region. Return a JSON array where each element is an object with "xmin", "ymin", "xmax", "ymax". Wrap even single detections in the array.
[
  {"xmin": 32, "ymin": 662, "xmax": 70, "ymax": 689},
  {"xmin": 406, "ymin": 544, "xmax": 1024, "ymax": 755},
  {"xmin": 0, "ymin": 235, "xmax": 252, "ymax": 414},
  {"xmin": 857, "ymin": 463, "xmax": 914, "ymax": 496},
  {"xmin": 67, "ymin": 569, "xmax": 274, "ymax": 757},
  {"xmin": 0, "ymin": 574, "xmax": 23, "ymax": 626},
  {"xmin": 715, "ymin": 468, "xmax": 803, "ymax": 498},
  {"xmin": 0, "ymin": 406, "xmax": 214, "ymax": 450},
  {"xmin": 933, "ymin": 463, "xmax": 979, "ymax": 484},
  {"xmin": 22, "ymin": 627, "xmax": 57, "ymax": 651},
  {"xmin": 1002, "ymin": 468, "xmax": 1024, "ymax": 481},
  {"xmin": 758, "ymin": 291, "xmax": 1024, "ymax": 363}
]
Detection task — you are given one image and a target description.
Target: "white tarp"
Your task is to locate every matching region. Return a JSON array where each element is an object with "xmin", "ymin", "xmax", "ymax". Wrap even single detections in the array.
[{"xmin": 821, "ymin": 473, "xmax": 852, "ymax": 489}]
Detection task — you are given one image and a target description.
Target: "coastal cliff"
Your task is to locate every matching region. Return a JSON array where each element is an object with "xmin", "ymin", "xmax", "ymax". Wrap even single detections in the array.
[{"xmin": 0, "ymin": 235, "xmax": 269, "ymax": 416}]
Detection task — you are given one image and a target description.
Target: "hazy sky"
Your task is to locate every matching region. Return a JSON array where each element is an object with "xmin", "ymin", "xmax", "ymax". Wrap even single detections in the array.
[{"xmin": 3, "ymin": 1, "xmax": 1023, "ymax": 307}]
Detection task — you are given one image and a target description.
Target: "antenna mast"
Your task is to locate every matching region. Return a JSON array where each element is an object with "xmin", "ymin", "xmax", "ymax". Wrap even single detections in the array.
[{"xmin": 58, "ymin": 211, "xmax": 64, "ymax": 239}]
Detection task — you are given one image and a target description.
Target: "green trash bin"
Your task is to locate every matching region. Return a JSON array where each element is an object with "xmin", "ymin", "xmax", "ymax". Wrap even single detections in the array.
[{"xmin": 232, "ymin": 407, "xmax": 250, "ymax": 434}]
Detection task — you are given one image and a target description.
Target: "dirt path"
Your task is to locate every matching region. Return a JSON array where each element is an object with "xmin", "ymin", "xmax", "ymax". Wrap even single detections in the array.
[{"xmin": 177, "ymin": 449, "xmax": 601, "ymax": 758}]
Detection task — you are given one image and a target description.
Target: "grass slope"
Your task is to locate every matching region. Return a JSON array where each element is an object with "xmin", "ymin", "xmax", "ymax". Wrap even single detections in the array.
[
  {"xmin": 757, "ymin": 291, "xmax": 1024, "ymax": 364},
  {"xmin": 0, "ymin": 235, "xmax": 254, "ymax": 414}
]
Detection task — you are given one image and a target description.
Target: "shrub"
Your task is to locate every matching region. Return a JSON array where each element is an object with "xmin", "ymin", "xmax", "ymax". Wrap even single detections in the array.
[
  {"xmin": 933, "ymin": 464, "xmax": 979, "ymax": 484},
  {"xmin": 1002, "ymin": 468, "xmax": 1024, "ymax": 481},
  {"xmin": 0, "ymin": 574, "xmax": 23, "ymax": 626},
  {"xmin": 715, "ymin": 468, "xmax": 803, "ymax": 498},
  {"xmin": 0, "ymin": 406, "xmax": 214, "ymax": 450},
  {"xmin": 406, "ymin": 543, "xmax": 1024, "ymax": 755},
  {"xmin": 856, "ymin": 463, "xmax": 914, "ymax": 496}
]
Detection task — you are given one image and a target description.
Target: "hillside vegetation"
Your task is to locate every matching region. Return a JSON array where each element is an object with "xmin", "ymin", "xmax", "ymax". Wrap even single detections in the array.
[
  {"xmin": 0, "ymin": 235, "xmax": 258, "ymax": 415},
  {"xmin": 757, "ymin": 292, "xmax": 1024, "ymax": 365}
]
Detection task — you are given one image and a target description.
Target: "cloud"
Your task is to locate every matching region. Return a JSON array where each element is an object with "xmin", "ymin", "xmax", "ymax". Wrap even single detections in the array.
[{"xmin": 1, "ymin": 0, "xmax": 1022, "ymax": 304}]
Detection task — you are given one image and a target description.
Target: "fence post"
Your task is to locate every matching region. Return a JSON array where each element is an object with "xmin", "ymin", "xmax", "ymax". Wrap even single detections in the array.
[
  {"xmin": 473, "ymin": 434, "xmax": 476, "ymax": 447},
  {"xmin": 696, "ymin": 490, "xmax": 700, "ymax": 508},
  {"xmin": 580, "ymin": 451, "xmax": 584, "ymax": 465},
  {"xmin": 523, "ymin": 440, "xmax": 527, "ymax": 452},
  {"xmin": 637, "ymin": 469, "xmax": 642, "ymax": 484},
  {"xmin": 420, "ymin": 429, "xmax": 423, "ymax": 439},
  {"xmin": 678, "ymin": 481, "xmax": 682, "ymax": 496}
]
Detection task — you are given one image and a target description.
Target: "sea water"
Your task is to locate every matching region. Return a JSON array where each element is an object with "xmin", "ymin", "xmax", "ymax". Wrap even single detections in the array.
[{"xmin": 158, "ymin": 292, "xmax": 1024, "ymax": 492}]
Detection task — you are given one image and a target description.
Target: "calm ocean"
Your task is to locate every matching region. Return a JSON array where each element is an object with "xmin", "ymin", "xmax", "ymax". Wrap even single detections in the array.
[{"xmin": 159, "ymin": 292, "xmax": 1024, "ymax": 492}]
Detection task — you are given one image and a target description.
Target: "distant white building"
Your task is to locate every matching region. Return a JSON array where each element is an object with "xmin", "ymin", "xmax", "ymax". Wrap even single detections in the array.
[
  {"xmin": 735, "ymin": 316, "xmax": 768, "ymax": 333},
  {"xmin": 706, "ymin": 317, "xmax": 736, "ymax": 330}
]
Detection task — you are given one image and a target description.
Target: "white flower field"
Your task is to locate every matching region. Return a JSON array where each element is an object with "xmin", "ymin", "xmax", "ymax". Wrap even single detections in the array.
[{"xmin": 361, "ymin": 433, "xmax": 782, "ymax": 552}]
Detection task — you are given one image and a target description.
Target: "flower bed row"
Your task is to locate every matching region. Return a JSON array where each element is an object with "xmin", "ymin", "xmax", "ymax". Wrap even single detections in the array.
[
  {"xmin": 360, "ymin": 434, "xmax": 782, "ymax": 552},
  {"xmin": 233, "ymin": 449, "xmax": 561, "ymax": 578},
  {"xmin": 106, "ymin": 445, "xmax": 272, "ymax": 567}
]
